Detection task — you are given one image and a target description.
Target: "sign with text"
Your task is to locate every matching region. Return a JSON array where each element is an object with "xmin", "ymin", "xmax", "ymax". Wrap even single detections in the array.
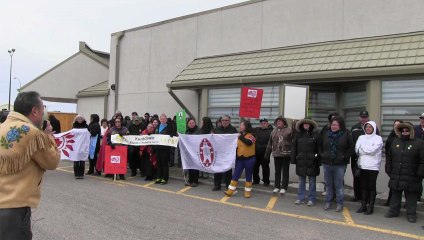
[
  {"xmin": 176, "ymin": 110, "xmax": 187, "ymax": 134},
  {"xmin": 239, "ymin": 87, "xmax": 263, "ymax": 118},
  {"xmin": 111, "ymin": 134, "xmax": 178, "ymax": 147},
  {"xmin": 104, "ymin": 145, "xmax": 128, "ymax": 174}
]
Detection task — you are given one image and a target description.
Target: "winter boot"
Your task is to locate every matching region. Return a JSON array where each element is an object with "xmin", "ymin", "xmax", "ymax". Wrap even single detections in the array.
[
  {"xmin": 244, "ymin": 182, "xmax": 253, "ymax": 198},
  {"xmin": 356, "ymin": 190, "xmax": 368, "ymax": 213},
  {"xmin": 224, "ymin": 180, "xmax": 238, "ymax": 196},
  {"xmin": 365, "ymin": 191, "xmax": 376, "ymax": 215}
]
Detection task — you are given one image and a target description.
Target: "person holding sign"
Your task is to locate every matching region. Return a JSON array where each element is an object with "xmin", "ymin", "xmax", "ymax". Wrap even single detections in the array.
[
  {"xmin": 224, "ymin": 119, "xmax": 256, "ymax": 198},
  {"xmin": 106, "ymin": 117, "xmax": 129, "ymax": 180}
]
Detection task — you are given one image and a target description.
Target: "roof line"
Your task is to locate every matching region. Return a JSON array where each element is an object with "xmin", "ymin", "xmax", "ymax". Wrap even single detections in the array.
[
  {"xmin": 79, "ymin": 41, "xmax": 110, "ymax": 67},
  {"xmin": 111, "ymin": 0, "xmax": 261, "ymax": 36}
]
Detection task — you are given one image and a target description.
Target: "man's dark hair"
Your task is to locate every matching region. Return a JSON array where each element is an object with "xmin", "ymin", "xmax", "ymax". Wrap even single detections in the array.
[
  {"xmin": 14, "ymin": 91, "xmax": 42, "ymax": 116},
  {"xmin": 132, "ymin": 112, "xmax": 138, "ymax": 116}
]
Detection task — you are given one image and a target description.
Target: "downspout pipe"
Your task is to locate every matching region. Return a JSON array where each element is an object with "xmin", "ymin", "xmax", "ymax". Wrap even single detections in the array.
[
  {"xmin": 114, "ymin": 31, "xmax": 125, "ymax": 113},
  {"xmin": 168, "ymin": 88, "xmax": 194, "ymax": 118}
]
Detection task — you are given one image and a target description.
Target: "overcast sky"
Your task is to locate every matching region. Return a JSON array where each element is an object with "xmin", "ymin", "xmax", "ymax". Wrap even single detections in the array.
[{"xmin": 0, "ymin": 0, "xmax": 247, "ymax": 112}]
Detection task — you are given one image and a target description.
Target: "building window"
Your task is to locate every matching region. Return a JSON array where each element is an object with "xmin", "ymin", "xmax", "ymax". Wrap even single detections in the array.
[
  {"xmin": 381, "ymin": 79, "xmax": 424, "ymax": 140},
  {"xmin": 343, "ymin": 85, "xmax": 366, "ymax": 130},
  {"xmin": 308, "ymin": 90, "xmax": 336, "ymax": 129}
]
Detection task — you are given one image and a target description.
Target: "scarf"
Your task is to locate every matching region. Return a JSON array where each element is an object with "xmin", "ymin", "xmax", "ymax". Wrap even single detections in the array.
[
  {"xmin": 327, "ymin": 129, "xmax": 344, "ymax": 161},
  {"xmin": 0, "ymin": 111, "xmax": 55, "ymax": 174}
]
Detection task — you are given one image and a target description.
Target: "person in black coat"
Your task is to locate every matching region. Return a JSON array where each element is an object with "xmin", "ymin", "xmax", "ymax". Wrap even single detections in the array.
[
  {"xmin": 48, "ymin": 114, "xmax": 61, "ymax": 133},
  {"xmin": 253, "ymin": 118, "xmax": 273, "ymax": 186},
  {"xmin": 154, "ymin": 114, "xmax": 176, "ymax": 184},
  {"xmin": 385, "ymin": 122, "xmax": 424, "ymax": 223},
  {"xmin": 185, "ymin": 117, "xmax": 199, "ymax": 187},
  {"xmin": 87, "ymin": 114, "xmax": 101, "ymax": 175},
  {"xmin": 72, "ymin": 115, "xmax": 89, "ymax": 179},
  {"xmin": 212, "ymin": 115, "xmax": 237, "ymax": 191},
  {"xmin": 128, "ymin": 117, "xmax": 145, "ymax": 176},
  {"xmin": 291, "ymin": 118, "xmax": 320, "ymax": 206}
]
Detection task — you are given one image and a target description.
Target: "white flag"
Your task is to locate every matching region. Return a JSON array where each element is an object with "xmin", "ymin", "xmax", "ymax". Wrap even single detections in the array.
[
  {"xmin": 178, "ymin": 134, "xmax": 238, "ymax": 173},
  {"xmin": 54, "ymin": 129, "xmax": 90, "ymax": 161}
]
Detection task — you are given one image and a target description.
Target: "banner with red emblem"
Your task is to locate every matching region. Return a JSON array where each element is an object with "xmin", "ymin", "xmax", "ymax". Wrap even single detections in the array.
[
  {"xmin": 178, "ymin": 134, "xmax": 238, "ymax": 173},
  {"xmin": 54, "ymin": 129, "xmax": 90, "ymax": 161},
  {"xmin": 103, "ymin": 145, "xmax": 128, "ymax": 174},
  {"xmin": 239, "ymin": 87, "xmax": 263, "ymax": 119}
]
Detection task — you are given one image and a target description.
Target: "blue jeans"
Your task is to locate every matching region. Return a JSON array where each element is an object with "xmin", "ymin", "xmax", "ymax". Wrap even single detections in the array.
[
  {"xmin": 323, "ymin": 164, "xmax": 346, "ymax": 205},
  {"xmin": 232, "ymin": 156, "xmax": 256, "ymax": 182},
  {"xmin": 298, "ymin": 176, "xmax": 316, "ymax": 203}
]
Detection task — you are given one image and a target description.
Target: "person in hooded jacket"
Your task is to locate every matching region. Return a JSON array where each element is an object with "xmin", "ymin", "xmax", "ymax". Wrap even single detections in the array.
[
  {"xmin": 385, "ymin": 122, "xmax": 424, "ymax": 223},
  {"xmin": 72, "ymin": 115, "xmax": 89, "ymax": 179},
  {"xmin": 253, "ymin": 118, "xmax": 273, "ymax": 186},
  {"xmin": 265, "ymin": 116, "xmax": 293, "ymax": 195},
  {"xmin": 87, "ymin": 114, "xmax": 101, "ymax": 175},
  {"xmin": 291, "ymin": 118, "xmax": 320, "ymax": 206},
  {"xmin": 355, "ymin": 121, "xmax": 383, "ymax": 215}
]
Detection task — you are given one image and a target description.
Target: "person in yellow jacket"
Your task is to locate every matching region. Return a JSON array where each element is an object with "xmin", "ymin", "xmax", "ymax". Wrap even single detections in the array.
[
  {"xmin": 0, "ymin": 91, "xmax": 60, "ymax": 239},
  {"xmin": 225, "ymin": 119, "xmax": 256, "ymax": 198}
]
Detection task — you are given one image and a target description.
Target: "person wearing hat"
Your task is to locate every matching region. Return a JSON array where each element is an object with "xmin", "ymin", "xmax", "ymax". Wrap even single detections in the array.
[
  {"xmin": 128, "ymin": 116, "xmax": 145, "ymax": 176},
  {"xmin": 350, "ymin": 110, "xmax": 379, "ymax": 202},
  {"xmin": 253, "ymin": 118, "xmax": 273, "ymax": 186},
  {"xmin": 385, "ymin": 122, "xmax": 424, "ymax": 223},
  {"xmin": 414, "ymin": 113, "xmax": 424, "ymax": 202},
  {"xmin": 265, "ymin": 116, "xmax": 294, "ymax": 194}
]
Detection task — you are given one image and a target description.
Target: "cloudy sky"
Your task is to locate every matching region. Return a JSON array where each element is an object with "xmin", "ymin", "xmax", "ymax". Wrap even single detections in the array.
[{"xmin": 0, "ymin": 0, "xmax": 247, "ymax": 112}]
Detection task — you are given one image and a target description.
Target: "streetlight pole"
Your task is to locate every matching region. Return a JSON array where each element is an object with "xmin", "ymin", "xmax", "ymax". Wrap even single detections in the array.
[{"xmin": 8, "ymin": 49, "xmax": 16, "ymax": 110}]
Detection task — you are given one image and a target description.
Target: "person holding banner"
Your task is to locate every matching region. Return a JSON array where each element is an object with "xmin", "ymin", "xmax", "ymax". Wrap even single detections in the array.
[
  {"xmin": 72, "ymin": 115, "xmax": 89, "ymax": 179},
  {"xmin": 198, "ymin": 117, "xmax": 214, "ymax": 179},
  {"xmin": 185, "ymin": 117, "xmax": 199, "ymax": 187},
  {"xmin": 140, "ymin": 123, "xmax": 157, "ymax": 181},
  {"xmin": 154, "ymin": 114, "xmax": 176, "ymax": 185},
  {"xmin": 213, "ymin": 115, "xmax": 237, "ymax": 191},
  {"xmin": 107, "ymin": 117, "xmax": 130, "ymax": 180},
  {"xmin": 265, "ymin": 116, "xmax": 294, "ymax": 195},
  {"xmin": 224, "ymin": 119, "xmax": 256, "ymax": 198}
]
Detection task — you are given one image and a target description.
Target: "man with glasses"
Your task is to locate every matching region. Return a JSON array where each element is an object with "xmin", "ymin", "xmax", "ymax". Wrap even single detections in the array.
[
  {"xmin": 385, "ymin": 122, "xmax": 424, "ymax": 223},
  {"xmin": 212, "ymin": 115, "xmax": 237, "ymax": 191},
  {"xmin": 253, "ymin": 118, "xmax": 273, "ymax": 186}
]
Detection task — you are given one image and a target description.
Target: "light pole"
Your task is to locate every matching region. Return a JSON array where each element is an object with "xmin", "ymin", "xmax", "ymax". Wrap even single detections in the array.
[{"xmin": 8, "ymin": 49, "xmax": 16, "ymax": 110}]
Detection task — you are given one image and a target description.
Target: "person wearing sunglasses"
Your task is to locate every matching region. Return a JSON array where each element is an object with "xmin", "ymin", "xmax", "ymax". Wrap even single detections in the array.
[{"xmin": 385, "ymin": 122, "xmax": 424, "ymax": 223}]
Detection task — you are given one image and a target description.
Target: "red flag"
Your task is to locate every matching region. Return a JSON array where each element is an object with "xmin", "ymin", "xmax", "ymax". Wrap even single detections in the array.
[
  {"xmin": 239, "ymin": 87, "xmax": 263, "ymax": 118},
  {"xmin": 104, "ymin": 145, "xmax": 128, "ymax": 174}
]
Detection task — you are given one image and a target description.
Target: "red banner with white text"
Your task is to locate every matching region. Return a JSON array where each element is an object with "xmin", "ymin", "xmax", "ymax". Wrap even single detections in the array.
[
  {"xmin": 239, "ymin": 87, "xmax": 263, "ymax": 118},
  {"xmin": 104, "ymin": 145, "xmax": 128, "ymax": 174}
]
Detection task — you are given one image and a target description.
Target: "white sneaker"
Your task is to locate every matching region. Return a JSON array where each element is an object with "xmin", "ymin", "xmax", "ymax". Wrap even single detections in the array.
[
  {"xmin": 307, "ymin": 201, "xmax": 314, "ymax": 207},
  {"xmin": 280, "ymin": 189, "xmax": 286, "ymax": 194},
  {"xmin": 294, "ymin": 200, "xmax": 304, "ymax": 205},
  {"xmin": 272, "ymin": 188, "xmax": 280, "ymax": 194}
]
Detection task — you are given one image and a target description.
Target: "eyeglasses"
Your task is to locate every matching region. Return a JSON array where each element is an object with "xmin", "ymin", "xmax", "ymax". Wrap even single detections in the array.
[{"xmin": 221, "ymin": 119, "xmax": 230, "ymax": 122}]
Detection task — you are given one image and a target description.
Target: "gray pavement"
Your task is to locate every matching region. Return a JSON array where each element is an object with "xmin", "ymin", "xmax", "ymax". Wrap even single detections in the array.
[{"xmin": 30, "ymin": 161, "xmax": 424, "ymax": 240}]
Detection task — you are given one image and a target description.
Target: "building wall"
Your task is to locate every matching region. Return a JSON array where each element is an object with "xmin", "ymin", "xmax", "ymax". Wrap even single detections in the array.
[
  {"xmin": 109, "ymin": 0, "xmax": 424, "ymax": 119},
  {"xmin": 25, "ymin": 53, "xmax": 109, "ymax": 102},
  {"xmin": 77, "ymin": 96, "xmax": 106, "ymax": 120}
]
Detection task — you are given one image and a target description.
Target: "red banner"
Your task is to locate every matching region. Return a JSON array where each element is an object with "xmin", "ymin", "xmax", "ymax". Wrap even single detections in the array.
[
  {"xmin": 104, "ymin": 145, "xmax": 128, "ymax": 174},
  {"xmin": 239, "ymin": 87, "xmax": 263, "ymax": 118}
]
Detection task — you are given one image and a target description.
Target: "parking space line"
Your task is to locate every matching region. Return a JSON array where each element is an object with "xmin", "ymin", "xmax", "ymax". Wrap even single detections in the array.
[
  {"xmin": 54, "ymin": 168, "xmax": 424, "ymax": 239},
  {"xmin": 176, "ymin": 186, "xmax": 192, "ymax": 194},
  {"xmin": 143, "ymin": 181, "xmax": 156, "ymax": 187},
  {"xmin": 343, "ymin": 207, "xmax": 355, "ymax": 225},
  {"xmin": 265, "ymin": 196, "xmax": 278, "ymax": 210}
]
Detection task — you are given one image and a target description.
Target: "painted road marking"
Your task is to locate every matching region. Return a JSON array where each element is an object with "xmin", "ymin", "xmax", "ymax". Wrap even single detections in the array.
[
  {"xmin": 54, "ymin": 168, "xmax": 423, "ymax": 239},
  {"xmin": 266, "ymin": 196, "xmax": 278, "ymax": 210},
  {"xmin": 343, "ymin": 207, "xmax": 355, "ymax": 225},
  {"xmin": 176, "ymin": 186, "xmax": 192, "ymax": 194},
  {"xmin": 143, "ymin": 181, "xmax": 156, "ymax": 187}
]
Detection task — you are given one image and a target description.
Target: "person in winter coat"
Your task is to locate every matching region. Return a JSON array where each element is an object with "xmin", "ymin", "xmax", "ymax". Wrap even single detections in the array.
[
  {"xmin": 212, "ymin": 115, "xmax": 238, "ymax": 191},
  {"xmin": 319, "ymin": 116, "xmax": 353, "ymax": 212},
  {"xmin": 48, "ymin": 114, "xmax": 61, "ymax": 133},
  {"xmin": 87, "ymin": 114, "xmax": 101, "ymax": 175},
  {"xmin": 291, "ymin": 118, "xmax": 320, "ymax": 206},
  {"xmin": 72, "ymin": 115, "xmax": 89, "ymax": 179},
  {"xmin": 106, "ymin": 117, "xmax": 130, "ymax": 180},
  {"xmin": 139, "ymin": 123, "xmax": 157, "ymax": 181},
  {"xmin": 253, "ymin": 118, "xmax": 273, "ymax": 186},
  {"xmin": 128, "ymin": 117, "xmax": 145, "ymax": 176},
  {"xmin": 265, "ymin": 116, "xmax": 293, "ymax": 195},
  {"xmin": 385, "ymin": 122, "xmax": 424, "ymax": 223},
  {"xmin": 154, "ymin": 114, "xmax": 176, "ymax": 185},
  {"xmin": 225, "ymin": 119, "xmax": 256, "ymax": 198},
  {"xmin": 185, "ymin": 117, "xmax": 199, "ymax": 187},
  {"xmin": 355, "ymin": 121, "xmax": 383, "ymax": 215},
  {"xmin": 197, "ymin": 117, "xmax": 214, "ymax": 179}
]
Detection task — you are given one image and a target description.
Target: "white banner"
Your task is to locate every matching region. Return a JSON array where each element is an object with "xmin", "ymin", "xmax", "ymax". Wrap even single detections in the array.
[
  {"xmin": 111, "ymin": 134, "xmax": 178, "ymax": 147},
  {"xmin": 178, "ymin": 134, "xmax": 238, "ymax": 173},
  {"xmin": 54, "ymin": 129, "xmax": 90, "ymax": 161}
]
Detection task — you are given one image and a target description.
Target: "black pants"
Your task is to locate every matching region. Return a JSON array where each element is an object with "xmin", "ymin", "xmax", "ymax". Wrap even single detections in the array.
[
  {"xmin": 351, "ymin": 159, "xmax": 362, "ymax": 199},
  {"xmin": 214, "ymin": 169, "xmax": 233, "ymax": 187},
  {"xmin": 141, "ymin": 153, "xmax": 155, "ymax": 179},
  {"xmin": 88, "ymin": 152, "xmax": 98, "ymax": 174},
  {"xmin": 0, "ymin": 207, "xmax": 32, "ymax": 240},
  {"xmin": 156, "ymin": 149, "xmax": 170, "ymax": 181},
  {"xmin": 389, "ymin": 189, "xmax": 418, "ymax": 217},
  {"xmin": 188, "ymin": 170, "xmax": 199, "ymax": 184},
  {"xmin": 274, "ymin": 156, "xmax": 290, "ymax": 190},
  {"xmin": 128, "ymin": 146, "xmax": 141, "ymax": 175},
  {"xmin": 74, "ymin": 161, "xmax": 85, "ymax": 177},
  {"xmin": 360, "ymin": 169, "xmax": 378, "ymax": 202},
  {"xmin": 253, "ymin": 150, "xmax": 270, "ymax": 184}
]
